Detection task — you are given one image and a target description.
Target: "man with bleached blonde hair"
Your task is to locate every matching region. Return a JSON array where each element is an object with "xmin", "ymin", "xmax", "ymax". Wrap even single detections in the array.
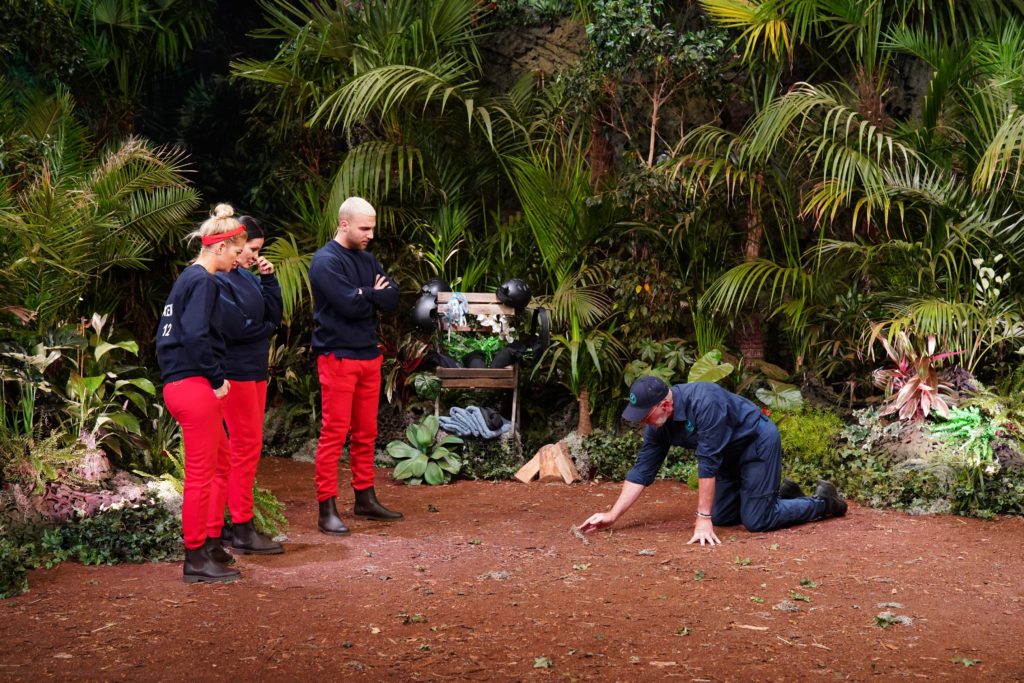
[{"xmin": 309, "ymin": 197, "xmax": 402, "ymax": 535}]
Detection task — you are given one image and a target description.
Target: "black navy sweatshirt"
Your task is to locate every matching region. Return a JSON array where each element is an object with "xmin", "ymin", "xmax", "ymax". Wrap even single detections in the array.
[
  {"xmin": 156, "ymin": 264, "xmax": 227, "ymax": 390},
  {"xmin": 215, "ymin": 268, "xmax": 283, "ymax": 381},
  {"xmin": 309, "ymin": 240, "xmax": 399, "ymax": 359}
]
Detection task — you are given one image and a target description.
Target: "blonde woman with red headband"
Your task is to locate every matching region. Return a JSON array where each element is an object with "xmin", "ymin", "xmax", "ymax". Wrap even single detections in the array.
[{"xmin": 156, "ymin": 204, "xmax": 246, "ymax": 583}]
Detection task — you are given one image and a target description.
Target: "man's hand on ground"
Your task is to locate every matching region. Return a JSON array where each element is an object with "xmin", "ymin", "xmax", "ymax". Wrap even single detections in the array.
[
  {"xmin": 579, "ymin": 512, "xmax": 616, "ymax": 533},
  {"xmin": 686, "ymin": 517, "xmax": 721, "ymax": 546}
]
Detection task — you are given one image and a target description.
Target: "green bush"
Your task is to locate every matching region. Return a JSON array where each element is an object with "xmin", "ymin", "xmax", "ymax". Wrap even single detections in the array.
[
  {"xmin": 1, "ymin": 495, "xmax": 182, "ymax": 599},
  {"xmin": 582, "ymin": 430, "xmax": 644, "ymax": 481},
  {"xmin": 774, "ymin": 409, "xmax": 846, "ymax": 492},
  {"xmin": 0, "ymin": 535, "xmax": 35, "ymax": 599},
  {"xmin": 42, "ymin": 496, "xmax": 182, "ymax": 566},
  {"xmin": 460, "ymin": 437, "xmax": 524, "ymax": 481}
]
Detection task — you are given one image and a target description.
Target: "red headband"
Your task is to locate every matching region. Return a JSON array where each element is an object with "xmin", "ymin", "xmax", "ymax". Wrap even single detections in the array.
[{"xmin": 201, "ymin": 225, "xmax": 246, "ymax": 246}]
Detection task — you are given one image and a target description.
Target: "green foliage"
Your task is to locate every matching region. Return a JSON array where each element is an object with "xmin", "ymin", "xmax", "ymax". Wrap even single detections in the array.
[
  {"xmin": 687, "ymin": 350, "xmax": 733, "ymax": 384},
  {"xmin": 0, "ymin": 88, "xmax": 200, "ymax": 329},
  {"xmin": 42, "ymin": 496, "xmax": 181, "ymax": 566},
  {"xmin": 0, "ymin": 534, "xmax": 35, "ymax": 599},
  {"xmin": 441, "ymin": 333, "xmax": 504, "ymax": 365},
  {"xmin": 755, "ymin": 380, "xmax": 803, "ymax": 412},
  {"xmin": 0, "ymin": 496, "xmax": 182, "ymax": 599},
  {"xmin": 0, "ymin": 433, "xmax": 83, "ymax": 495},
  {"xmin": 388, "ymin": 415, "xmax": 464, "ymax": 485},
  {"xmin": 244, "ymin": 483, "xmax": 289, "ymax": 538},
  {"xmin": 459, "ymin": 437, "xmax": 524, "ymax": 481},
  {"xmin": 487, "ymin": 0, "xmax": 577, "ymax": 27},
  {"xmin": 777, "ymin": 407, "xmax": 1024, "ymax": 517},
  {"xmin": 775, "ymin": 409, "xmax": 846, "ymax": 492},
  {"xmin": 929, "ymin": 407, "xmax": 998, "ymax": 469},
  {"xmin": 581, "ymin": 430, "xmax": 642, "ymax": 480}
]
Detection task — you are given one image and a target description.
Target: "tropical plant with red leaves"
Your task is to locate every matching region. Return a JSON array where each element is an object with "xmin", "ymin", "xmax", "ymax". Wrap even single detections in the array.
[{"xmin": 870, "ymin": 326, "xmax": 959, "ymax": 421}]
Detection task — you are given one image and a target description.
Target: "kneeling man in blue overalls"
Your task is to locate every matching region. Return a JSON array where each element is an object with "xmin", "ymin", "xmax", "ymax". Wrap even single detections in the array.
[{"xmin": 579, "ymin": 377, "xmax": 847, "ymax": 546}]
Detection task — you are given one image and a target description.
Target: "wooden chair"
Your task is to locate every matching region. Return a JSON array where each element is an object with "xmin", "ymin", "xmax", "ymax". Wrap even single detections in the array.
[{"xmin": 433, "ymin": 292, "xmax": 520, "ymax": 438}]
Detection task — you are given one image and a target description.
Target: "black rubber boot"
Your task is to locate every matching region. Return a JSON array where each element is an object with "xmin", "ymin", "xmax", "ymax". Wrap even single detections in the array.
[
  {"xmin": 813, "ymin": 479, "xmax": 848, "ymax": 518},
  {"xmin": 353, "ymin": 487, "xmax": 403, "ymax": 521},
  {"xmin": 183, "ymin": 546, "xmax": 240, "ymax": 584},
  {"xmin": 203, "ymin": 536, "xmax": 235, "ymax": 565},
  {"xmin": 318, "ymin": 497, "xmax": 350, "ymax": 536},
  {"xmin": 779, "ymin": 478, "xmax": 806, "ymax": 499},
  {"xmin": 231, "ymin": 520, "xmax": 284, "ymax": 555}
]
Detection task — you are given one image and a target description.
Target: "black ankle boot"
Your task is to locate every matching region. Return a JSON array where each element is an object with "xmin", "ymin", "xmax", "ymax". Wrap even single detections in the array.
[
  {"xmin": 353, "ymin": 487, "xmax": 403, "ymax": 521},
  {"xmin": 203, "ymin": 536, "xmax": 235, "ymax": 565},
  {"xmin": 813, "ymin": 479, "xmax": 848, "ymax": 518},
  {"xmin": 183, "ymin": 546, "xmax": 240, "ymax": 584},
  {"xmin": 779, "ymin": 478, "xmax": 806, "ymax": 499},
  {"xmin": 231, "ymin": 520, "xmax": 284, "ymax": 555},
  {"xmin": 318, "ymin": 497, "xmax": 350, "ymax": 535}
]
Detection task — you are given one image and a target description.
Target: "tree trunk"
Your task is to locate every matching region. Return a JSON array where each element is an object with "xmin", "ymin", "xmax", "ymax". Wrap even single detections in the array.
[
  {"xmin": 588, "ymin": 110, "xmax": 615, "ymax": 189},
  {"xmin": 576, "ymin": 387, "xmax": 593, "ymax": 437},
  {"xmin": 737, "ymin": 206, "xmax": 765, "ymax": 361}
]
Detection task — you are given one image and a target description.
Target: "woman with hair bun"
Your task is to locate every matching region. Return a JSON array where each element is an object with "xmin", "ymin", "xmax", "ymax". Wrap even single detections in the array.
[
  {"xmin": 157, "ymin": 203, "xmax": 246, "ymax": 583},
  {"xmin": 207, "ymin": 215, "xmax": 285, "ymax": 555}
]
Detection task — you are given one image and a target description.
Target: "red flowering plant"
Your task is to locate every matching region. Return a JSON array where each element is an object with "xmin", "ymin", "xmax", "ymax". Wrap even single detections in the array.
[{"xmin": 869, "ymin": 325, "xmax": 960, "ymax": 421}]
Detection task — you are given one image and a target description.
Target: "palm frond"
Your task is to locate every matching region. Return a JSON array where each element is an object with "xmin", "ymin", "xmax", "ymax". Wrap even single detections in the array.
[{"xmin": 263, "ymin": 232, "xmax": 313, "ymax": 324}]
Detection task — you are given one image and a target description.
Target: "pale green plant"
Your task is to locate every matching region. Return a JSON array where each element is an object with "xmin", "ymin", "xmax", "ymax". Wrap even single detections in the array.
[{"xmin": 387, "ymin": 415, "xmax": 464, "ymax": 485}]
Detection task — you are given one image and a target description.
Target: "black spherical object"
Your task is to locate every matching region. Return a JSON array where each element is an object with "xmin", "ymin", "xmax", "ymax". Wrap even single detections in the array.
[
  {"xmin": 411, "ymin": 293, "xmax": 439, "ymax": 330},
  {"xmin": 496, "ymin": 278, "xmax": 532, "ymax": 312},
  {"xmin": 420, "ymin": 278, "xmax": 452, "ymax": 297}
]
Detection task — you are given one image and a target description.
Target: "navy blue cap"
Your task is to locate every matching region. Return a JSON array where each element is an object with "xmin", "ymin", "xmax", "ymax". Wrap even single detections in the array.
[{"xmin": 622, "ymin": 376, "xmax": 670, "ymax": 422}]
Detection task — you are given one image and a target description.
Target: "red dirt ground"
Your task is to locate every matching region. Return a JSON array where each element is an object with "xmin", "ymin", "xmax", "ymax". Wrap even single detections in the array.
[{"xmin": 2, "ymin": 456, "xmax": 1023, "ymax": 681}]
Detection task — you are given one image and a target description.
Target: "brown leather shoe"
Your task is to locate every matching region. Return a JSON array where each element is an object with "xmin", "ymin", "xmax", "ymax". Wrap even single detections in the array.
[
  {"xmin": 318, "ymin": 497, "xmax": 350, "ymax": 535},
  {"xmin": 183, "ymin": 546, "xmax": 240, "ymax": 583},
  {"xmin": 231, "ymin": 520, "xmax": 284, "ymax": 555},
  {"xmin": 353, "ymin": 487, "xmax": 403, "ymax": 521}
]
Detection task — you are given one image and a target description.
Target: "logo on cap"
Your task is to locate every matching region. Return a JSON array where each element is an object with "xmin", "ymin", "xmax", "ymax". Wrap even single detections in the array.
[{"xmin": 629, "ymin": 393, "xmax": 638, "ymax": 405}]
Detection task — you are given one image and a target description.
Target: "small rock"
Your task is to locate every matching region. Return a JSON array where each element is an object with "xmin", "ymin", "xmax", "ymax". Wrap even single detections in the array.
[
  {"xmin": 478, "ymin": 570, "xmax": 511, "ymax": 581},
  {"xmin": 773, "ymin": 600, "xmax": 801, "ymax": 613}
]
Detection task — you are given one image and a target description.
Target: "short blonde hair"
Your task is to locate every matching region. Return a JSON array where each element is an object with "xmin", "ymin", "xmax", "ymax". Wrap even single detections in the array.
[
  {"xmin": 338, "ymin": 196, "xmax": 376, "ymax": 222},
  {"xmin": 187, "ymin": 203, "xmax": 246, "ymax": 247}
]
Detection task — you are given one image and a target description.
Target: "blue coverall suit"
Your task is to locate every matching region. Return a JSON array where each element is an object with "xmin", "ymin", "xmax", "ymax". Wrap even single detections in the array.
[{"xmin": 626, "ymin": 382, "xmax": 825, "ymax": 532}]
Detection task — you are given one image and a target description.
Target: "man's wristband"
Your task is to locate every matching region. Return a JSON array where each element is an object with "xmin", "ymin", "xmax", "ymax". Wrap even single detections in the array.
[{"xmin": 695, "ymin": 511, "xmax": 712, "ymax": 519}]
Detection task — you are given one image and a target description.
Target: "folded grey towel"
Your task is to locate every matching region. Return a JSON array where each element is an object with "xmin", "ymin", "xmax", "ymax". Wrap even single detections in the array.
[{"xmin": 439, "ymin": 406, "xmax": 512, "ymax": 439}]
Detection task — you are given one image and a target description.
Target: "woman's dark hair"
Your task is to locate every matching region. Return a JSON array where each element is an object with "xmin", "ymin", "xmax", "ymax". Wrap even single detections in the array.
[{"xmin": 237, "ymin": 215, "xmax": 265, "ymax": 240}]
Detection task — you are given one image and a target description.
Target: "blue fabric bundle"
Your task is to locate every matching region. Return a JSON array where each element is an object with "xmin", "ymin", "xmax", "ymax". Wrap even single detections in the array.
[{"xmin": 438, "ymin": 406, "xmax": 512, "ymax": 439}]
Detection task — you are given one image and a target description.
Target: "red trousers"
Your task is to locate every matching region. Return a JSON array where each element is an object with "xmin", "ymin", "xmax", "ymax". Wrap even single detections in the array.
[
  {"xmin": 163, "ymin": 377, "xmax": 231, "ymax": 550},
  {"xmin": 208, "ymin": 380, "xmax": 267, "ymax": 535},
  {"xmin": 315, "ymin": 354, "xmax": 382, "ymax": 500}
]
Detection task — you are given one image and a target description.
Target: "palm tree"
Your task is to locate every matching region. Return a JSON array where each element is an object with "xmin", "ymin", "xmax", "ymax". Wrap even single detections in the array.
[
  {"xmin": 506, "ymin": 149, "xmax": 627, "ymax": 435},
  {"xmin": 682, "ymin": 4, "xmax": 1024, "ymax": 381},
  {"xmin": 0, "ymin": 84, "xmax": 200, "ymax": 332}
]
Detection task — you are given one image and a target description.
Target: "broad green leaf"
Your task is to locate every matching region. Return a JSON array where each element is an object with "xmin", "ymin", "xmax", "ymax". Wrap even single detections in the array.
[
  {"xmin": 407, "ymin": 422, "xmax": 433, "ymax": 449},
  {"xmin": 755, "ymin": 381, "xmax": 804, "ymax": 412},
  {"xmin": 393, "ymin": 458, "xmax": 419, "ymax": 480},
  {"xmin": 688, "ymin": 350, "xmax": 734, "ymax": 384},
  {"xmin": 437, "ymin": 435, "xmax": 464, "ymax": 447},
  {"xmin": 115, "ymin": 378, "xmax": 156, "ymax": 396},
  {"xmin": 387, "ymin": 440, "xmax": 422, "ymax": 460},
  {"xmin": 409, "ymin": 453, "xmax": 429, "ymax": 477},
  {"xmin": 423, "ymin": 461, "xmax": 445, "ymax": 485},
  {"xmin": 95, "ymin": 340, "xmax": 139, "ymax": 360},
  {"xmin": 103, "ymin": 412, "xmax": 141, "ymax": 434},
  {"xmin": 82, "ymin": 375, "xmax": 106, "ymax": 394}
]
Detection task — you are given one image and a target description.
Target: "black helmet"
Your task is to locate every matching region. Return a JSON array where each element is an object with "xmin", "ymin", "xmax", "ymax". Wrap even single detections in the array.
[
  {"xmin": 496, "ymin": 278, "xmax": 532, "ymax": 312},
  {"xmin": 420, "ymin": 278, "xmax": 452, "ymax": 298},
  {"xmin": 411, "ymin": 293, "xmax": 439, "ymax": 330}
]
